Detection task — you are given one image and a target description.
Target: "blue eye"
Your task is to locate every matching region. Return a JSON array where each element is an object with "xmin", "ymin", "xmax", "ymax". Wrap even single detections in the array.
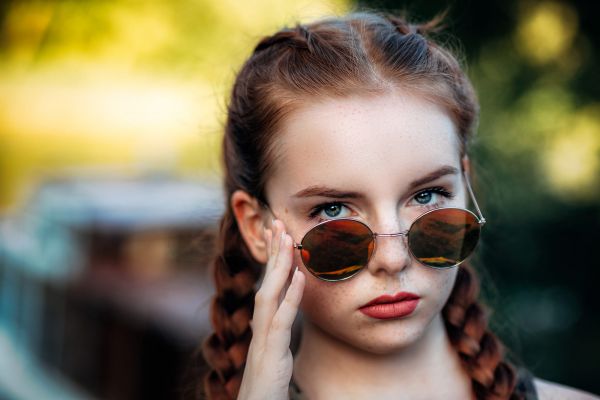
[
  {"xmin": 411, "ymin": 187, "xmax": 454, "ymax": 207},
  {"xmin": 415, "ymin": 191, "xmax": 433, "ymax": 204},
  {"xmin": 323, "ymin": 203, "xmax": 342, "ymax": 217},
  {"xmin": 308, "ymin": 202, "xmax": 351, "ymax": 220}
]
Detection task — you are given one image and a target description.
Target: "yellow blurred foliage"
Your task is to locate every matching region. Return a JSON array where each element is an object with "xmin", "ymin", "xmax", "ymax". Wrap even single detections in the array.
[
  {"xmin": 542, "ymin": 105, "xmax": 600, "ymax": 199},
  {"xmin": 515, "ymin": 1, "xmax": 578, "ymax": 65},
  {"xmin": 0, "ymin": 0, "xmax": 350, "ymax": 209}
]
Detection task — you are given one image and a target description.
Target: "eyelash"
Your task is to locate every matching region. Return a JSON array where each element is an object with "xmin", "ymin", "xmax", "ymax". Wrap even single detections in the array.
[
  {"xmin": 413, "ymin": 186, "xmax": 455, "ymax": 210},
  {"xmin": 307, "ymin": 187, "xmax": 455, "ymax": 221}
]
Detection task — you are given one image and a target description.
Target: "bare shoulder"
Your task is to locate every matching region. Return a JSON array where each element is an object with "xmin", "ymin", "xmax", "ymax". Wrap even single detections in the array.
[{"xmin": 534, "ymin": 378, "xmax": 600, "ymax": 400}]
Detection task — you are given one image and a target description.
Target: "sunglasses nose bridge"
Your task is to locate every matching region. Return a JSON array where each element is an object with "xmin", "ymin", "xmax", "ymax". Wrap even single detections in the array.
[
  {"xmin": 373, "ymin": 231, "xmax": 408, "ymax": 238},
  {"xmin": 368, "ymin": 230, "xmax": 412, "ymax": 275},
  {"xmin": 370, "ymin": 231, "xmax": 409, "ymax": 260},
  {"xmin": 371, "ymin": 231, "xmax": 409, "ymax": 257}
]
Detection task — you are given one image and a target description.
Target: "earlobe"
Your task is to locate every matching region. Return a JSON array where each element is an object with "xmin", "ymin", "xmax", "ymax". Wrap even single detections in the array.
[{"xmin": 230, "ymin": 190, "xmax": 269, "ymax": 264}]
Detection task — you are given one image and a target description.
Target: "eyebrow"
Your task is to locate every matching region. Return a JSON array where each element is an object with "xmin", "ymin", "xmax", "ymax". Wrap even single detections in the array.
[
  {"xmin": 291, "ymin": 165, "xmax": 460, "ymax": 199},
  {"xmin": 409, "ymin": 165, "xmax": 459, "ymax": 189}
]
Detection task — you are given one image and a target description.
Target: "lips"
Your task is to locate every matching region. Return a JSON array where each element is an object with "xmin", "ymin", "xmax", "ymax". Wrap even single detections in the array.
[{"xmin": 359, "ymin": 292, "xmax": 420, "ymax": 320}]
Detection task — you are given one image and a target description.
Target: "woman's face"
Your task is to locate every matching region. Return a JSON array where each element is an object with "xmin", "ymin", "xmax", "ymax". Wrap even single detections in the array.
[{"xmin": 263, "ymin": 90, "xmax": 467, "ymax": 354}]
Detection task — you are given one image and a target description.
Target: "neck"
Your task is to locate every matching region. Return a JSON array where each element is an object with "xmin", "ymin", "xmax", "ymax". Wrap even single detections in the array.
[{"xmin": 293, "ymin": 313, "xmax": 473, "ymax": 400}]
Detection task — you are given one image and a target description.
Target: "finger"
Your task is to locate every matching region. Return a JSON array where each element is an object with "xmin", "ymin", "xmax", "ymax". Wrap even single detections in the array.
[
  {"xmin": 251, "ymin": 232, "xmax": 294, "ymax": 344},
  {"xmin": 278, "ymin": 249, "xmax": 299, "ymax": 306},
  {"xmin": 252, "ymin": 222, "xmax": 283, "ymax": 331},
  {"xmin": 268, "ymin": 268, "xmax": 305, "ymax": 349},
  {"xmin": 260, "ymin": 231, "xmax": 294, "ymax": 298},
  {"xmin": 264, "ymin": 220, "xmax": 285, "ymax": 280},
  {"xmin": 264, "ymin": 228, "xmax": 272, "ymax": 260},
  {"xmin": 270, "ymin": 219, "xmax": 283, "ymax": 263},
  {"xmin": 263, "ymin": 220, "xmax": 278, "ymax": 273}
]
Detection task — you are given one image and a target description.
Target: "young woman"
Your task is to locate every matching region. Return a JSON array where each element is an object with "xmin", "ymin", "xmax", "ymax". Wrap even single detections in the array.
[{"xmin": 198, "ymin": 10, "xmax": 598, "ymax": 400}]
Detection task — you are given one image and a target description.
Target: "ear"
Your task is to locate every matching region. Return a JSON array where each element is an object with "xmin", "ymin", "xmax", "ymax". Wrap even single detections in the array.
[
  {"xmin": 230, "ymin": 190, "xmax": 269, "ymax": 264},
  {"xmin": 461, "ymin": 155, "xmax": 471, "ymax": 176}
]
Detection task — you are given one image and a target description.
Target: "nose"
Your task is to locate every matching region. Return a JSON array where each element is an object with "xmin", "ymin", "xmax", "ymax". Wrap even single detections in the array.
[{"xmin": 366, "ymin": 228, "xmax": 412, "ymax": 277}]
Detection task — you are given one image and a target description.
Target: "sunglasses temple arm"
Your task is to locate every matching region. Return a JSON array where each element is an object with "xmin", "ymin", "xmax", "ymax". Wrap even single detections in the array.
[{"xmin": 464, "ymin": 171, "xmax": 486, "ymax": 225}]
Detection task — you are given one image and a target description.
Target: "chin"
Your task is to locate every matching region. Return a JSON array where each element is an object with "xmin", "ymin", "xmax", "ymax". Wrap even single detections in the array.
[
  {"xmin": 306, "ymin": 312, "xmax": 433, "ymax": 356},
  {"xmin": 346, "ymin": 321, "xmax": 429, "ymax": 355}
]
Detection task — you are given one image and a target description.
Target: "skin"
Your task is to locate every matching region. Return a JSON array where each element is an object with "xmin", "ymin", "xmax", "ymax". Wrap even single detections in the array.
[{"xmin": 232, "ymin": 91, "xmax": 598, "ymax": 399}]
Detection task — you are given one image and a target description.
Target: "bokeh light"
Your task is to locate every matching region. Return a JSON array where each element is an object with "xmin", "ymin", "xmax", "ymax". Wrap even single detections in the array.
[
  {"xmin": 515, "ymin": 1, "xmax": 578, "ymax": 65},
  {"xmin": 542, "ymin": 105, "xmax": 600, "ymax": 199}
]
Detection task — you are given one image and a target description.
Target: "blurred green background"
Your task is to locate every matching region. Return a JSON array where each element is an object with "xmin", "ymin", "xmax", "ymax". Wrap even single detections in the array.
[{"xmin": 0, "ymin": 0, "xmax": 598, "ymax": 399}]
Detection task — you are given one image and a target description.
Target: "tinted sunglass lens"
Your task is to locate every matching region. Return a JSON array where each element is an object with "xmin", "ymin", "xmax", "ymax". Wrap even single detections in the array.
[
  {"xmin": 408, "ymin": 209, "xmax": 480, "ymax": 268},
  {"xmin": 300, "ymin": 219, "xmax": 374, "ymax": 280}
]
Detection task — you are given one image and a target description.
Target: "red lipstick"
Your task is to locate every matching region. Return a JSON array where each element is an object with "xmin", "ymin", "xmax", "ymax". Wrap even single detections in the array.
[{"xmin": 359, "ymin": 292, "xmax": 420, "ymax": 320}]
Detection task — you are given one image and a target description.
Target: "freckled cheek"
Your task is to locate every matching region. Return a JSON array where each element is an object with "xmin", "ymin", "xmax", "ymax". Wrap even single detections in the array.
[
  {"xmin": 421, "ymin": 268, "xmax": 458, "ymax": 309},
  {"xmin": 298, "ymin": 277, "xmax": 353, "ymax": 325}
]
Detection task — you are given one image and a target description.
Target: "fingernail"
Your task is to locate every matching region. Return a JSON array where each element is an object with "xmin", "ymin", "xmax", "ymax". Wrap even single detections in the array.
[{"xmin": 280, "ymin": 230, "xmax": 285, "ymax": 243}]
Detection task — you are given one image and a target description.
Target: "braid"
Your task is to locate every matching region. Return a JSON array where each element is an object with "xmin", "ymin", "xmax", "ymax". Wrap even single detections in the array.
[
  {"xmin": 443, "ymin": 264, "xmax": 522, "ymax": 400},
  {"xmin": 200, "ymin": 209, "xmax": 262, "ymax": 400}
]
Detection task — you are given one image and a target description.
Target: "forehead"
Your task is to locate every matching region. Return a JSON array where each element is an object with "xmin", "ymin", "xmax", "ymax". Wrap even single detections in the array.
[{"xmin": 266, "ymin": 91, "xmax": 461, "ymax": 200}]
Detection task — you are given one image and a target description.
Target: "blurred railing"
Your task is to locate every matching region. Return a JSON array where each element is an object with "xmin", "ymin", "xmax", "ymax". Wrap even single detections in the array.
[{"xmin": 0, "ymin": 175, "xmax": 223, "ymax": 400}]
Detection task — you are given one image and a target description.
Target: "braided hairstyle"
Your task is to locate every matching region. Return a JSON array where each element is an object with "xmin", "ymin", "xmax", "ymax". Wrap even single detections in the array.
[{"xmin": 198, "ymin": 11, "xmax": 521, "ymax": 400}]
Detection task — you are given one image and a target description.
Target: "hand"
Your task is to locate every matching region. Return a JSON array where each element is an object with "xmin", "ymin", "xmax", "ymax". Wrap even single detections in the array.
[{"xmin": 237, "ymin": 219, "xmax": 306, "ymax": 400}]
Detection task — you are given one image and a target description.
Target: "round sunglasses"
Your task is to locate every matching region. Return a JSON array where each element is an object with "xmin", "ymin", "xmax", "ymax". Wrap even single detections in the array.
[{"xmin": 263, "ymin": 172, "xmax": 486, "ymax": 281}]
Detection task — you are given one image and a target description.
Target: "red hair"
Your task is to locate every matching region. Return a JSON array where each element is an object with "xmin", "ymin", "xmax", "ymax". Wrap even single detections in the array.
[{"xmin": 198, "ymin": 10, "xmax": 521, "ymax": 400}]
